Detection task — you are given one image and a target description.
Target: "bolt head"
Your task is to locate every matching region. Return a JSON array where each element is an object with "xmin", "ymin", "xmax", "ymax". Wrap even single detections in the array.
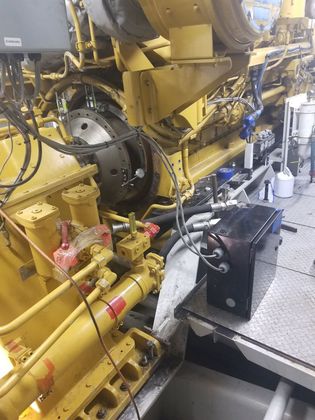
[
  {"xmin": 96, "ymin": 407, "xmax": 107, "ymax": 419},
  {"xmin": 120, "ymin": 382, "xmax": 128, "ymax": 392},
  {"xmin": 140, "ymin": 355, "xmax": 149, "ymax": 367}
]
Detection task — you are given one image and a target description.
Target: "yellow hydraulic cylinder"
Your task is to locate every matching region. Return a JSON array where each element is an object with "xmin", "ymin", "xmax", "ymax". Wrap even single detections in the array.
[
  {"xmin": 0, "ymin": 257, "xmax": 162, "ymax": 419},
  {"xmin": 15, "ymin": 202, "xmax": 61, "ymax": 278},
  {"xmin": 281, "ymin": 0, "xmax": 306, "ymax": 18},
  {"xmin": 62, "ymin": 184, "xmax": 100, "ymax": 227}
]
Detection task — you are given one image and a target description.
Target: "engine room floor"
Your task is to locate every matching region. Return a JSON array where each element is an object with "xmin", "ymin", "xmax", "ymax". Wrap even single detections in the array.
[{"xmin": 177, "ymin": 164, "xmax": 315, "ymax": 389}]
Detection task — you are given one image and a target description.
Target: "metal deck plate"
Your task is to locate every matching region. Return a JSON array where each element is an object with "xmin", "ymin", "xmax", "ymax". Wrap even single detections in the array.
[
  {"xmin": 180, "ymin": 268, "xmax": 315, "ymax": 368},
  {"xmin": 177, "ymin": 166, "xmax": 315, "ymax": 382}
]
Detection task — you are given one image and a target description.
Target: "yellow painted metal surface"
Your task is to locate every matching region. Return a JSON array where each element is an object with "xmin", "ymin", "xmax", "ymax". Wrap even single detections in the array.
[
  {"xmin": 0, "ymin": 1, "xmax": 314, "ymax": 419},
  {"xmin": 62, "ymin": 184, "xmax": 100, "ymax": 227},
  {"xmin": 0, "ymin": 121, "xmax": 166, "ymax": 419},
  {"xmin": 281, "ymin": 0, "xmax": 306, "ymax": 18}
]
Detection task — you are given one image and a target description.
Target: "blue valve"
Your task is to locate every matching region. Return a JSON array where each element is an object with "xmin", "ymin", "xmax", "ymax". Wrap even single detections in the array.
[{"xmin": 240, "ymin": 114, "xmax": 257, "ymax": 140}]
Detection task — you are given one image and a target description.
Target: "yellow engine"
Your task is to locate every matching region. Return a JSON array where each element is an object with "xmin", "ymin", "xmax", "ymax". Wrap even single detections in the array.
[{"xmin": 0, "ymin": 0, "xmax": 314, "ymax": 419}]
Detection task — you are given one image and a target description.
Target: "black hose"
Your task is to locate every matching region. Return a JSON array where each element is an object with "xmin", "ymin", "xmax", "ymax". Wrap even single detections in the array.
[
  {"xmin": 159, "ymin": 224, "xmax": 208, "ymax": 260},
  {"xmin": 146, "ymin": 203, "xmax": 213, "ymax": 227},
  {"xmin": 159, "ymin": 224, "xmax": 196, "ymax": 260}
]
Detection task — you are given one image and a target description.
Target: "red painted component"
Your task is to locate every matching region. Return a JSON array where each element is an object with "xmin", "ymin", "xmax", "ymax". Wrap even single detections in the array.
[
  {"xmin": 105, "ymin": 296, "xmax": 127, "ymax": 320},
  {"xmin": 94, "ymin": 225, "xmax": 112, "ymax": 248},
  {"xmin": 144, "ymin": 222, "xmax": 160, "ymax": 238},
  {"xmin": 53, "ymin": 244, "xmax": 79, "ymax": 272},
  {"xmin": 79, "ymin": 282, "xmax": 94, "ymax": 295},
  {"xmin": 61, "ymin": 221, "xmax": 70, "ymax": 250},
  {"xmin": 36, "ymin": 358, "xmax": 55, "ymax": 394},
  {"xmin": 5, "ymin": 340, "xmax": 23, "ymax": 354}
]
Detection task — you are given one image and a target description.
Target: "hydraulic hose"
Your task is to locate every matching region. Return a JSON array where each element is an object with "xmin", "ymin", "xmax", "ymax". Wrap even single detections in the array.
[
  {"xmin": 145, "ymin": 200, "xmax": 237, "ymax": 227},
  {"xmin": 160, "ymin": 222, "xmax": 210, "ymax": 261},
  {"xmin": 146, "ymin": 204, "xmax": 212, "ymax": 226}
]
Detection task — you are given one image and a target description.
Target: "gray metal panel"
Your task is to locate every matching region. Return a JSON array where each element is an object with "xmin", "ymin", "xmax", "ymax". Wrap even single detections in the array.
[
  {"xmin": 0, "ymin": 0, "xmax": 70, "ymax": 53},
  {"xmin": 143, "ymin": 362, "xmax": 315, "ymax": 420}
]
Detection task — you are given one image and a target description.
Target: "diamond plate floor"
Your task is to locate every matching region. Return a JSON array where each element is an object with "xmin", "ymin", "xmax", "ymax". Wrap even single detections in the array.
[{"xmin": 180, "ymin": 166, "xmax": 315, "ymax": 369}]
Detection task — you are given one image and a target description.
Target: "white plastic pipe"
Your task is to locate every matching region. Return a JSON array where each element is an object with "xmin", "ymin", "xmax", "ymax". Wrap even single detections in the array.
[{"xmin": 263, "ymin": 378, "xmax": 294, "ymax": 420}]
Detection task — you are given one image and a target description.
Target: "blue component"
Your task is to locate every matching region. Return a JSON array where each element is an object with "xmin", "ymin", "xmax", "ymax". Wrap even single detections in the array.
[
  {"xmin": 240, "ymin": 114, "xmax": 257, "ymax": 140},
  {"xmin": 217, "ymin": 167, "xmax": 235, "ymax": 182}
]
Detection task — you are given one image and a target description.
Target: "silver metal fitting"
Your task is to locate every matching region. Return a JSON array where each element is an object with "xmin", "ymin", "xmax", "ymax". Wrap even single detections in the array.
[
  {"xmin": 211, "ymin": 200, "xmax": 238, "ymax": 212},
  {"xmin": 111, "ymin": 223, "xmax": 130, "ymax": 234}
]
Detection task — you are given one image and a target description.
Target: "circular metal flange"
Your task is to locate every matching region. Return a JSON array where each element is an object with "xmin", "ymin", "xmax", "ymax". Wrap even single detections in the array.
[{"xmin": 67, "ymin": 109, "xmax": 133, "ymax": 206}]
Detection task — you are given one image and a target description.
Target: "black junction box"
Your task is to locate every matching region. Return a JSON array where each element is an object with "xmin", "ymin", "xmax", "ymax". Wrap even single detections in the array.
[{"xmin": 206, "ymin": 205, "xmax": 282, "ymax": 320}]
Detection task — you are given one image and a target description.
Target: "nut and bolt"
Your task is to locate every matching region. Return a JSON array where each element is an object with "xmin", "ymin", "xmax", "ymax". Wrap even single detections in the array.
[
  {"xmin": 96, "ymin": 407, "xmax": 107, "ymax": 419},
  {"xmin": 139, "ymin": 354, "xmax": 149, "ymax": 367},
  {"xmin": 120, "ymin": 382, "xmax": 129, "ymax": 392},
  {"xmin": 147, "ymin": 340, "xmax": 155, "ymax": 360}
]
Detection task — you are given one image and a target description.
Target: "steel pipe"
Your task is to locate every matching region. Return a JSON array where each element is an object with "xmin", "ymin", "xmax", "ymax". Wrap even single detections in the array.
[{"xmin": 263, "ymin": 378, "xmax": 294, "ymax": 420}]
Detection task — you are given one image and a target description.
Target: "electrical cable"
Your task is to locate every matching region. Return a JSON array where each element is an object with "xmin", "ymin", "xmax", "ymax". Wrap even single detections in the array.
[
  {"xmin": 0, "ymin": 139, "xmax": 42, "ymax": 189},
  {"xmin": 0, "ymin": 122, "xmax": 14, "ymax": 177},
  {"xmin": 160, "ymin": 223, "xmax": 216, "ymax": 261},
  {"xmin": 0, "ymin": 56, "xmax": 43, "ymax": 205},
  {"xmin": 0, "ymin": 60, "xmax": 6, "ymax": 98},
  {"xmin": 139, "ymin": 132, "xmax": 227, "ymax": 273},
  {"xmin": 0, "ymin": 108, "xmax": 42, "ymax": 190}
]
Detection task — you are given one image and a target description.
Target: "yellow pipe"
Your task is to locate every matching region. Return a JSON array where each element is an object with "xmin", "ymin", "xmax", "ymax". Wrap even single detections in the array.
[
  {"xmin": 262, "ymin": 86, "xmax": 286, "ymax": 102},
  {"xmin": 142, "ymin": 202, "xmax": 178, "ymax": 220},
  {"xmin": 41, "ymin": 116, "xmax": 71, "ymax": 142},
  {"xmin": 88, "ymin": 15, "xmax": 101, "ymax": 65},
  {"xmin": 0, "ymin": 287, "xmax": 101, "ymax": 401},
  {"xmin": 0, "ymin": 260, "xmax": 160, "ymax": 417},
  {"xmin": 0, "ymin": 260, "xmax": 98, "ymax": 337},
  {"xmin": 38, "ymin": 1, "xmax": 85, "ymax": 81},
  {"xmin": 102, "ymin": 211, "xmax": 145, "ymax": 229},
  {"xmin": 65, "ymin": 1, "xmax": 85, "ymax": 68},
  {"xmin": 40, "ymin": 74, "xmax": 125, "ymax": 112}
]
